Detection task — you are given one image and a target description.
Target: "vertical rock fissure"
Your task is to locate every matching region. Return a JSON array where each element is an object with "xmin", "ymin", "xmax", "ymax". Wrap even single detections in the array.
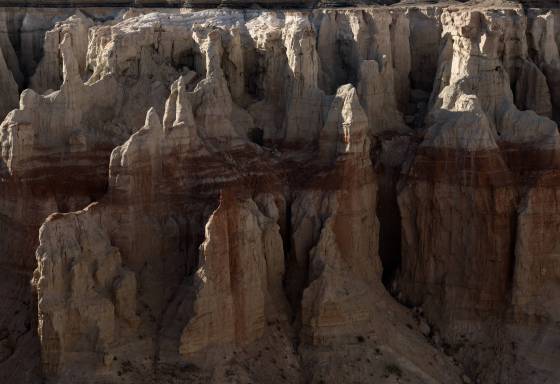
[
  {"xmin": 377, "ymin": 165, "xmax": 403, "ymax": 289},
  {"xmin": 282, "ymin": 199, "xmax": 309, "ymax": 325}
]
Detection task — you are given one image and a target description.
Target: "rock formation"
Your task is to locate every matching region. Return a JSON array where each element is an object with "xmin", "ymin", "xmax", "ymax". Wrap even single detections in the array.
[
  {"xmin": 0, "ymin": 2, "xmax": 558, "ymax": 384},
  {"xmin": 34, "ymin": 205, "xmax": 139, "ymax": 377},
  {"xmin": 397, "ymin": 6, "xmax": 560, "ymax": 384}
]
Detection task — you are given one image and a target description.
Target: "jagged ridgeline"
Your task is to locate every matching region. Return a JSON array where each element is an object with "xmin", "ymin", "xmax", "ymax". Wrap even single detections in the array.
[
  {"xmin": 0, "ymin": 0, "xmax": 397, "ymax": 8},
  {"xmin": 0, "ymin": 2, "xmax": 559, "ymax": 384},
  {"xmin": 0, "ymin": 0, "xmax": 557, "ymax": 9}
]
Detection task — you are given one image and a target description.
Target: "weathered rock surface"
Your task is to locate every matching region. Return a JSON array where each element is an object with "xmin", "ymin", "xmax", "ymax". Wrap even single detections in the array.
[
  {"xmin": 34, "ymin": 205, "xmax": 139, "ymax": 377},
  {"xmin": 0, "ymin": 3, "xmax": 558, "ymax": 384},
  {"xmin": 397, "ymin": 6, "xmax": 560, "ymax": 384}
]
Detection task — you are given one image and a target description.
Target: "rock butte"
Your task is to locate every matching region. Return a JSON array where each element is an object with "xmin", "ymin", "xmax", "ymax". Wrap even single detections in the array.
[{"xmin": 0, "ymin": 1, "xmax": 558, "ymax": 383}]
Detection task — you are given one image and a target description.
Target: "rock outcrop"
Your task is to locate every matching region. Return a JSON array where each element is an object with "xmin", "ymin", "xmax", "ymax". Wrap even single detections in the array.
[
  {"xmin": 397, "ymin": 6, "xmax": 560, "ymax": 384},
  {"xmin": 180, "ymin": 194, "xmax": 287, "ymax": 360},
  {"xmin": 0, "ymin": 3, "xmax": 559, "ymax": 384},
  {"xmin": 34, "ymin": 205, "xmax": 139, "ymax": 377}
]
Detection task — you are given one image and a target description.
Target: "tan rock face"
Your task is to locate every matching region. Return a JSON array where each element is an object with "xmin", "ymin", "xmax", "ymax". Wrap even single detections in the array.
[
  {"xmin": 29, "ymin": 10, "xmax": 93, "ymax": 94},
  {"xmin": 180, "ymin": 193, "xmax": 287, "ymax": 360},
  {"xmin": 302, "ymin": 83, "xmax": 379, "ymax": 342},
  {"xmin": 34, "ymin": 205, "xmax": 139, "ymax": 376},
  {"xmin": 0, "ymin": 4, "xmax": 558, "ymax": 384}
]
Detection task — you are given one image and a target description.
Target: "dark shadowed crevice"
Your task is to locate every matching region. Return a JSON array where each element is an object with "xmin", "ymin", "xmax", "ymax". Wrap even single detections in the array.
[
  {"xmin": 281, "ymin": 197, "xmax": 313, "ymax": 327},
  {"xmin": 408, "ymin": 8, "xmax": 442, "ymax": 93},
  {"xmin": 377, "ymin": 165, "xmax": 402, "ymax": 288},
  {"xmin": 248, "ymin": 127, "xmax": 264, "ymax": 145},
  {"xmin": 282, "ymin": 200, "xmax": 299, "ymax": 317},
  {"xmin": 373, "ymin": 133, "xmax": 418, "ymax": 291}
]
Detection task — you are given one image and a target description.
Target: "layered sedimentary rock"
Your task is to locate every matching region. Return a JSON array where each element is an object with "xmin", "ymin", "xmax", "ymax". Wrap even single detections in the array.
[
  {"xmin": 179, "ymin": 194, "xmax": 287, "ymax": 359},
  {"xmin": 397, "ymin": 6, "xmax": 560, "ymax": 384},
  {"xmin": 0, "ymin": 2, "xmax": 559, "ymax": 384}
]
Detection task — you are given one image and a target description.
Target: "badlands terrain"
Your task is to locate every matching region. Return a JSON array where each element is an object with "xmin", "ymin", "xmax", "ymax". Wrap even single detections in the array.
[{"xmin": 0, "ymin": 0, "xmax": 559, "ymax": 383}]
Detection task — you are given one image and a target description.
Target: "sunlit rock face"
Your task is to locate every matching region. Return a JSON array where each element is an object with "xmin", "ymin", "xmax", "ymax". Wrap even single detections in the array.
[{"xmin": 0, "ymin": 3, "xmax": 559, "ymax": 384}]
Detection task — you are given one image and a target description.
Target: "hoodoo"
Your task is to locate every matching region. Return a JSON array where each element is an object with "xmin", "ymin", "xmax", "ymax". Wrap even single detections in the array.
[{"xmin": 0, "ymin": 1, "xmax": 558, "ymax": 383}]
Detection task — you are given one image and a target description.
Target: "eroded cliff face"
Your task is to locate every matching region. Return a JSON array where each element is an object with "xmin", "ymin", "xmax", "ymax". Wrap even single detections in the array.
[{"xmin": 0, "ymin": 3, "xmax": 558, "ymax": 384}]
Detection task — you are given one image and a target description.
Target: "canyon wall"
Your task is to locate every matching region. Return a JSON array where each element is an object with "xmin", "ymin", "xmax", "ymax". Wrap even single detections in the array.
[{"xmin": 0, "ymin": 1, "xmax": 558, "ymax": 383}]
